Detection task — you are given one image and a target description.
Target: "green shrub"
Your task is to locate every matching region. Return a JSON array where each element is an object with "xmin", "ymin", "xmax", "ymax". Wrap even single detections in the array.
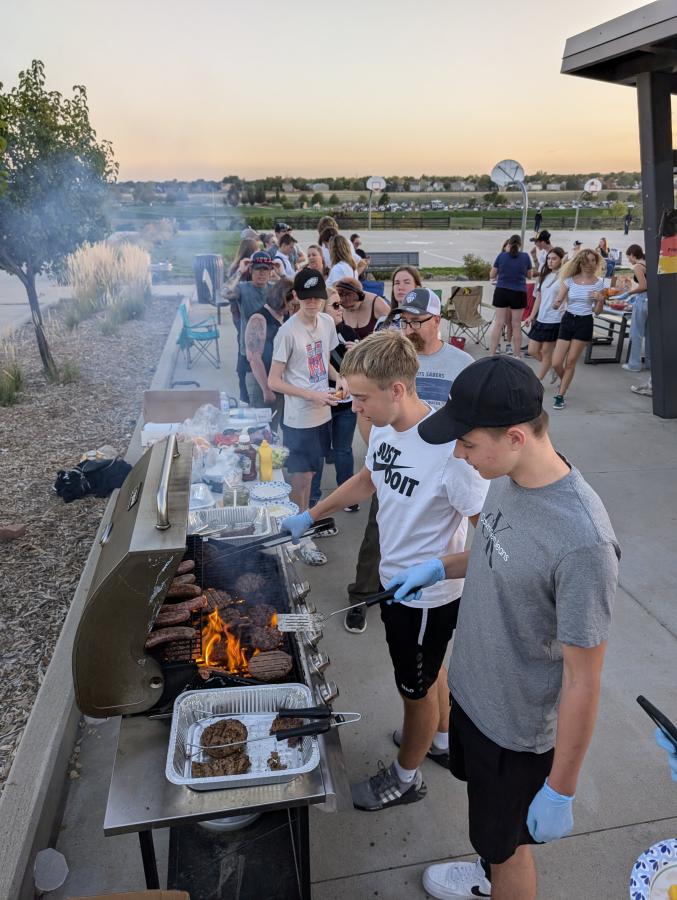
[
  {"xmin": 0, "ymin": 362, "xmax": 24, "ymax": 405},
  {"xmin": 59, "ymin": 359, "xmax": 80, "ymax": 384},
  {"xmin": 463, "ymin": 254, "xmax": 491, "ymax": 280}
]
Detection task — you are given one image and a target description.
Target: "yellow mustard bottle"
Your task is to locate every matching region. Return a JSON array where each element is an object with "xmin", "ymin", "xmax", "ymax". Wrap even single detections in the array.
[{"xmin": 258, "ymin": 439, "xmax": 273, "ymax": 481}]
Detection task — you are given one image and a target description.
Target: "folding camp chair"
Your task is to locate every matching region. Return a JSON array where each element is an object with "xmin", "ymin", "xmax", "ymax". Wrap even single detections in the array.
[
  {"xmin": 177, "ymin": 299, "xmax": 221, "ymax": 369},
  {"xmin": 446, "ymin": 286, "xmax": 491, "ymax": 348},
  {"xmin": 362, "ymin": 279, "xmax": 386, "ymax": 298}
]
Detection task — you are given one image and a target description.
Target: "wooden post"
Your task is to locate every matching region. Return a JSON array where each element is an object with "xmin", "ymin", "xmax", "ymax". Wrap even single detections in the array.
[{"xmin": 636, "ymin": 71, "xmax": 677, "ymax": 418}]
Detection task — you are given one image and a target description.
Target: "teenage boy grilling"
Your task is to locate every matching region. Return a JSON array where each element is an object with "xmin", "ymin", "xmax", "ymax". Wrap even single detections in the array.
[
  {"xmin": 281, "ymin": 331, "xmax": 488, "ymax": 810},
  {"xmin": 388, "ymin": 356, "xmax": 620, "ymax": 900}
]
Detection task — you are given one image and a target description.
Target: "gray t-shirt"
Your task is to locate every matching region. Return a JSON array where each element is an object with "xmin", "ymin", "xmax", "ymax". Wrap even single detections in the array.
[
  {"xmin": 272, "ymin": 312, "xmax": 338, "ymax": 429},
  {"xmin": 416, "ymin": 343, "xmax": 474, "ymax": 409},
  {"xmin": 449, "ymin": 463, "xmax": 620, "ymax": 753},
  {"xmin": 233, "ymin": 283, "xmax": 267, "ymax": 354}
]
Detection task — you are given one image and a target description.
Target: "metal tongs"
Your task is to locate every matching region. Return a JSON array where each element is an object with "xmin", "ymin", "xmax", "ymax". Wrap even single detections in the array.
[
  {"xmin": 276, "ymin": 588, "xmax": 397, "ymax": 633},
  {"xmin": 185, "ymin": 706, "xmax": 361, "ymax": 758},
  {"xmin": 201, "ymin": 517, "xmax": 337, "ymax": 562}
]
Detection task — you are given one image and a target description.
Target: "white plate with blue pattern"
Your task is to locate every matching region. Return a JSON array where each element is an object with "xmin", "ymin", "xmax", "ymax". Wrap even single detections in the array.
[{"xmin": 629, "ymin": 838, "xmax": 677, "ymax": 899}]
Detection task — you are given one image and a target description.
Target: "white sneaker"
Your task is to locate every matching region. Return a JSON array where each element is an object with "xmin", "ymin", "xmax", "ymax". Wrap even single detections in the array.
[
  {"xmin": 298, "ymin": 539, "xmax": 327, "ymax": 566},
  {"xmin": 423, "ymin": 858, "xmax": 491, "ymax": 899},
  {"xmin": 504, "ymin": 342, "xmax": 513, "ymax": 355}
]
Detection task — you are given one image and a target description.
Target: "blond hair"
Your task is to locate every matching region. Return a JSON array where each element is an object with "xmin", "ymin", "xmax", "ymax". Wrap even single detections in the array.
[
  {"xmin": 329, "ymin": 234, "xmax": 356, "ymax": 270},
  {"xmin": 559, "ymin": 248, "xmax": 606, "ymax": 281},
  {"xmin": 340, "ymin": 331, "xmax": 419, "ymax": 390},
  {"xmin": 317, "ymin": 215, "xmax": 339, "ymax": 234}
]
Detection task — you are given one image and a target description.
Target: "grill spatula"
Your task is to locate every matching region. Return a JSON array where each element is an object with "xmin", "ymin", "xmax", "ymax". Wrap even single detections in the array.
[{"xmin": 275, "ymin": 588, "xmax": 397, "ymax": 633}]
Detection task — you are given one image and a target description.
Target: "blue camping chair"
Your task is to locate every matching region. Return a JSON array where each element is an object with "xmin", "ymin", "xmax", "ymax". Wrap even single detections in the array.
[
  {"xmin": 361, "ymin": 279, "xmax": 386, "ymax": 298},
  {"xmin": 177, "ymin": 299, "xmax": 220, "ymax": 369}
]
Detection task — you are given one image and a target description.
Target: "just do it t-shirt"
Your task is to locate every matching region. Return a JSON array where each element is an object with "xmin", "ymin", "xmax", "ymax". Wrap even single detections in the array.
[{"xmin": 366, "ymin": 409, "xmax": 488, "ymax": 609}]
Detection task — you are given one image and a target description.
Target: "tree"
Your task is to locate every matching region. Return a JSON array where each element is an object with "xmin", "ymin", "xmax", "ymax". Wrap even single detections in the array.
[
  {"xmin": 0, "ymin": 61, "xmax": 117, "ymax": 376},
  {"xmin": 311, "ymin": 192, "xmax": 325, "ymax": 206},
  {"xmin": 133, "ymin": 182, "xmax": 156, "ymax": 204},
  {"xmin": 328, "ymin": 193, "xmax": 340, "ymax": 206},
  {"xmin": 297, "ymin": 193, "xmax": 309, "ymax": 207},
  {"xmin": 483, "ymin": 191, "xmax": 506, "ymax": 204},
  {"xmin": 606, "ymin": 191, "xmax": 619, "ymax": 201},
  {"xmin": 380, "ymin": 192, "xmax": 391, "ymax": 207}
]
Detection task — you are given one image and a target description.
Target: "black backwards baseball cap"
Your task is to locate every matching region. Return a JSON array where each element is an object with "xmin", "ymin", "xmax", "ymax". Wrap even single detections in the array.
[
  {"xmin": 293, "ymin": 267, "xmax": 328, "ymax": 300},
  {"xmin": 530, "ymin": 230, "xmax": 551, "ymax": 243},
  {"xmin": 400, "ymin": 287, "xmax": 441, "ymax": 316},
  {"xmin": 250, "ymin": 250, "xmax": 273, "ymax": 269},
  {"xmin": 275, "ymin": 222, "xmax": 291, "ymax": 233},
  {"xmin": 418, "ymin": 356, "xmax": 544, "ymax": 445}
]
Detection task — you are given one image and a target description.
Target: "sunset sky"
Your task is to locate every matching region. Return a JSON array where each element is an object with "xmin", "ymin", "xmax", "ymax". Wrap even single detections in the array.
[{"xmin": 3, "ymin": 0, "xmax": 675, "ymax": 180}]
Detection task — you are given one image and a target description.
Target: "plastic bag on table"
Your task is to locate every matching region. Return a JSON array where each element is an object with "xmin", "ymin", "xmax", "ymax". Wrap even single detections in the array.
[
  {"xmin": 200, "ymin": 446, "xmax": 242, "ymax": 493},
  {"xmin": 178, "ymin": 404, "xmax": 231, "ymax": 443}
]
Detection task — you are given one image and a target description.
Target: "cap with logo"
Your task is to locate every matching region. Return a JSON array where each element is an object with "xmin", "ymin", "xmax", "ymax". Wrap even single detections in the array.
[
  {"xmin": 400, "ymin": 287, "xmax": 441, "ymax": 317},
  {"xmin": 418, "ymin": 356, "xmax": 544, "ymax": 445},
  {"xmin": 250, "ymin": 250, "xmax": 273, "ymax": 269},
  {"xmin": 293, "ymin": 267, "xmax": 328, "ymax": 300}
]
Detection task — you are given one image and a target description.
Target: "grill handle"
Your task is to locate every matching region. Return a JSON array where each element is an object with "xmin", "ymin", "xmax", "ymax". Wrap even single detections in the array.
[{"xmin": 156, "ymin": 434, "xmax": 180, "ymax": 530}]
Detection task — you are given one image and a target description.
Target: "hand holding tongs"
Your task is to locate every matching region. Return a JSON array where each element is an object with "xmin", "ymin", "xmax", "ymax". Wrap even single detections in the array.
[
  {"xmin": 186, "ymin": 705, "xmax": 361, "ymax": 757},
  {"xmin": 200, "ymin": 517, "xmax": 337, "ymax": 561}
]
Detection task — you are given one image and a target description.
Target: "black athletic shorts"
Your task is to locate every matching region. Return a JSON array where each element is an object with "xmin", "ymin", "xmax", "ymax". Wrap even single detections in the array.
[
  {"xmin": 282, "ymin": 422, "xmax": 330, "ymax": 474},
  {"xmin": 380, "ymin": 597, "xmax": 459, "ymax": 700},
  {"xmin": 528, "ymin": 320, "xmax": 560, "ymax": 344},
  {"xmin": 449, "ymin": 697, "xmax": 554, "ymax": 865},
  {"xmin": 557, "ymin": 311, "xmax": 593, "ymax": 343},
  {"xmin": 492, "ymin": 287, "xmax": 527, "ymax": 310}
]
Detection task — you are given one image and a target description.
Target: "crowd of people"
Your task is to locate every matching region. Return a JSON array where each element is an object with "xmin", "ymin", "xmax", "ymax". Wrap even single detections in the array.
[{"xmin": 214, "ymin": 220, "xmax": 662, "ymax": 899}]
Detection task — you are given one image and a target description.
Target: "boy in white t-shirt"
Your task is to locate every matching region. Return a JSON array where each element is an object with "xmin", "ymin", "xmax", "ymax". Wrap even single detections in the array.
[{"xmin": 281, "ymin": 331, "xmax": 488, "ymax": 811}]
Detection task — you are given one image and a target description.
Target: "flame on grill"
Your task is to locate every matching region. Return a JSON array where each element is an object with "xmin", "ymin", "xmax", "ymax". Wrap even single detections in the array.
[{"xmin": 196, "ymin": 604, "xmax": 277, "ymax": 673}]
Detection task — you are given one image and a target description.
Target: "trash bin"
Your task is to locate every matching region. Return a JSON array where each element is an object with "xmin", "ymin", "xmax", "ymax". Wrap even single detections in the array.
[{"xmin": 193, "ymin": 254, "xmax": 224, "ymax": 304}]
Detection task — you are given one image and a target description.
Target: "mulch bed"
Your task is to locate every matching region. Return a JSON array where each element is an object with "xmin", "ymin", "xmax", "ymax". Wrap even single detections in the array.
[{"xmin": 0, "ymin": 292, "xmax": 183, "ymax": 789}]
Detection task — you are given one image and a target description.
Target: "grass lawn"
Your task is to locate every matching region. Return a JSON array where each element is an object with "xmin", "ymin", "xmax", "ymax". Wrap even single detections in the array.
[{"xmin": 150, "ymin": 230, "xmax": 240, "ymax": 279}]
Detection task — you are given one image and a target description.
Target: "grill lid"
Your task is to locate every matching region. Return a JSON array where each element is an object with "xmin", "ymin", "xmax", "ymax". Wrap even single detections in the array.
[{"xmin": 72, "ymin": 436, "xmax": 192, "ymax": 716}]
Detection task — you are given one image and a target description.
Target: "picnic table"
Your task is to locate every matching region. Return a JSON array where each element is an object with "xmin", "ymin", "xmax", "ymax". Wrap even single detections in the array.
[{"xmin": 584, "ymin": 304, "xmax": 632, "ymax": 365}]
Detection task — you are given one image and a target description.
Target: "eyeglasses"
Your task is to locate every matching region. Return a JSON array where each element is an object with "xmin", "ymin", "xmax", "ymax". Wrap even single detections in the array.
[
  {"xmin": 330, "ymin": 302, "xmax": 341, "ymax": 310},
  {"xmin": 395, "ymin": 315, "xmax": 433, "ymax": 330}
]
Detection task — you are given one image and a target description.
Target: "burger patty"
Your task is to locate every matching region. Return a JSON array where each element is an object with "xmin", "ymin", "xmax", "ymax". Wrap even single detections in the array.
[
  {"xmin": 246, "ymin": 625, "xmax": 283, "ymax": 651},
  {"xmin": 234, "ymin": 572, "xmax": 267, "ymax": 595},
  {"xmin": 247, "ymin": 603, "xmax": 276, "ymax": 626},
  {"xmin": 201, "ymin": 718, "xmax": 247, "ymax": 759},
  {"xmin": 192, "ymin": 752, "xmax": 251, "ymax": 778},
  {"xmin": 270, "ymin": 714, "xmax": 303, "ymax": 748}
]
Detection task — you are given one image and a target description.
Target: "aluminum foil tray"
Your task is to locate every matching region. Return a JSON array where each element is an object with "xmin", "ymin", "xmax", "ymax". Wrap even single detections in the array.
[
  {"xmin": 165, "ymin": 684, "xmax": 320, "ymax": 791},
  {"xmin": 187, "ymin": 505, "xmax": 272, "ymax": 542}
]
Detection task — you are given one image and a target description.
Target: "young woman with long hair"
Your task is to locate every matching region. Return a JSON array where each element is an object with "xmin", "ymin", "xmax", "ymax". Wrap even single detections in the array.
[
  {"xmin": 327, "ymin": 234, "xmax": 357, "ymax": 285},
  {"xmin": 525, "ymin": 247, "xmax": 566, "ymax": 381},
  {"xmin": 488, "ymin": 234, "xmax": 533, "ymax": 359},
  {"xmin": 619, "ymin": 244, "xmax": 649, "ymax": 373},
  {"xmin": 305, "ymin": 244, "xmax": 329, "ymax": 277},
  {"xmin": 227, "ymin": 237, "xmax": 260, "ymax": 280},
  {"xmin": 319, "ymin": 226, "xmax": 339, "ymax": 270},
  {"xmin": 391, "ymin": 265, "xmax": 422, "ymax": 310},
  {"xmin": 551, "ymin": 248, "xmax": 606, "ymax": 409}
]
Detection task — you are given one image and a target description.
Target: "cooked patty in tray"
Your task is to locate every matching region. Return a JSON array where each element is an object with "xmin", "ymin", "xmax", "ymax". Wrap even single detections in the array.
[
  {"xmin": 201, "ymin": 718, "xmax": 247, "ymax": 759},
  {"xmin": 191, "ymin": 751, "xmax": 251, "ymax": 778},
  {"xmin": 269, "ymin": 714, "xmax": 303, "ymax": 748}
]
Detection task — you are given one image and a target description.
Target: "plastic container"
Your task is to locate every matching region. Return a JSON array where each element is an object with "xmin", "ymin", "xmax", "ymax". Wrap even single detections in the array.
[
  {"xmin": 189, "ymin": 483, "xmax": 216, "ymax": 511},
  {"xmin": 258, "ymin": 440, "xmax": 273, "ymax": 481}
]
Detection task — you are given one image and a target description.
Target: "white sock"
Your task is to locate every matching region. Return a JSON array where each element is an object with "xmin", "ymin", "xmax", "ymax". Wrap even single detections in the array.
[
  {"xmin": 432, "ymin": 731, "xmax": 449, "ymax": 751},
  {"xmin": 393, "ymin": 759, "xmax": 417, "ymax": 783}
]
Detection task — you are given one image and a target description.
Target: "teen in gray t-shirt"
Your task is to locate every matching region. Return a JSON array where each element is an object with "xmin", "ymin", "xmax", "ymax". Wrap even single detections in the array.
[{"xmin": 449, "ymin": 464, "xmax": 620, "ymax": 753}]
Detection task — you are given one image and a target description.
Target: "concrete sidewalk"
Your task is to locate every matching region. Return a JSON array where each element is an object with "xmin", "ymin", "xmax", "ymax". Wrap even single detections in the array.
[{"xmin": 52, "ymin": 298, "xmax": 677, "ymax": 899}]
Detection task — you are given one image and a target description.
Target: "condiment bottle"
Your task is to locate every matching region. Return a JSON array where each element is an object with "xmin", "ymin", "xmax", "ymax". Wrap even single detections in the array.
[
  {"xmin": 258, "ymin": 439, "xmax": 273, "ymax": 482},
  {"xmin": 235, "ymin": 432, "xmax": 257, "ymax": 482}
]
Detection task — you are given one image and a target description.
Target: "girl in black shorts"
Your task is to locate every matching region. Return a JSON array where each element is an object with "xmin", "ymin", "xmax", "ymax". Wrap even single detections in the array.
[
  {"xmin": 525, "ymin": 247, "xmax": 565, "ymax": 381},
  {"xmin": 489, "ymin": 235, "xmax": 533, "ymax": 359},
  {"xmin": 551, "ymin": 249, "xmax": 606, "ymax": 409}
]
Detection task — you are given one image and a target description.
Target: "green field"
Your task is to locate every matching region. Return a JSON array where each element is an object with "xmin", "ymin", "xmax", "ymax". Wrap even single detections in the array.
[{"xmin": 150, "ymin": 230, "xmax": 240, "ymax": 278}]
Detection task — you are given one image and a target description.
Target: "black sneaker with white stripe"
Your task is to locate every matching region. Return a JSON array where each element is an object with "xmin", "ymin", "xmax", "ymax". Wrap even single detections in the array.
[{"xmin": 351, "ymin": 760, "xmax": 426, "ymax": 811}]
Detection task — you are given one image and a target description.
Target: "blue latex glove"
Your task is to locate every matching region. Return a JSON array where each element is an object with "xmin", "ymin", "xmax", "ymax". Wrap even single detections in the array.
[
  {"xmin": 386, "ymin": 559, "xmax": 446, "ymax": 602},
  {"xmin": 655, "ymin": 727, "xmax": 677, "ymax": 783},
  {"xmin": 613, "ymin": 292, "xmax": 629, "ymax": 301},
  {"xmin": 527, "ymin": 780, "xmax": 574, "ymax": 843},
  {"xmin": 280, "ymin": 509, "xmax": 313, "ymax": 544}
]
